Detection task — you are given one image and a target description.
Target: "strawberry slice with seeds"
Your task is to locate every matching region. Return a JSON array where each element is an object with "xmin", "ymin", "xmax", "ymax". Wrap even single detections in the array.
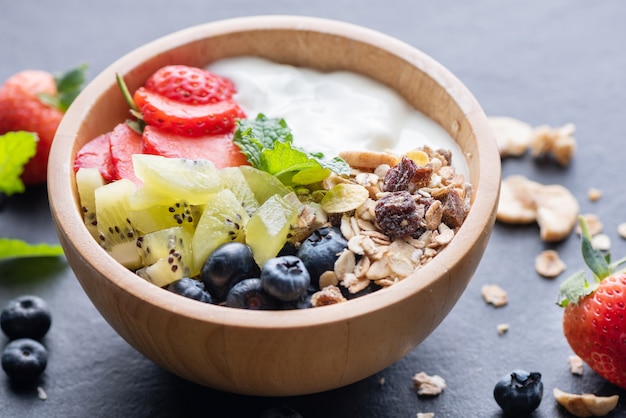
[
  {"xmin": 144, "ymin": 65, "xmax": 236, "ymax": 105},
  {"xmin": 109, "ymin": 122, "xmax": 143, "ymax": 185},
  {"xmin": 73, "ymin": 131, "xmax": 116, "ymax": 182},
  {"xmin": 142, "ymin": 125, "xmax": 249, "ymax": 169},
  {"xmin": 133, "ymin": 87, "xmax": 245, "ymax": 137}
]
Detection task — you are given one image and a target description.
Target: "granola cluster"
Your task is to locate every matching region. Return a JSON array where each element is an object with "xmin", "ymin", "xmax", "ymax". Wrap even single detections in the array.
[{"xmin": 305, "ymin": 146, "xmax": 471, "ymax": 306}]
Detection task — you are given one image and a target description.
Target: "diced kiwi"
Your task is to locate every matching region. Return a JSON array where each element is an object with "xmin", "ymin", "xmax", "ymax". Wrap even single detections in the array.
[
  {"xmin": 218, "ymin": 166, "xmax": 259, "ymax": 215},
  {"xmin": 191, "ymin": 189, "xmax": 250, "ymax": 275},
  {"xmin": 129, "ymin": 199, "xmax": 204, "ymax": 235},
  {"xmin": 135, "ymin": 226, "xmax": 192, "ymax": 287},
  {"xmin": 131, "ymin": 154, "xmax": 221, "ymax": 209},
  {"xmin": 75, "ymin": 167, "xmax": 105, "ymax": 239},
  {"xmin": 94, "ymin": 178, "xmax": 142, "ymax": 269},
  {"xmin": 239, "ymin": 165, "xmax": 291, "ymax": 205},
  {"xmin": 245, "ymin": 193, "xmax": 299, "ymax": 267}
]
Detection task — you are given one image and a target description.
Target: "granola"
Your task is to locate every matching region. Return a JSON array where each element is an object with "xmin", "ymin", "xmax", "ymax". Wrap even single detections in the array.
[{"xmin": 310, "ymin": 146, "xmax": 471, "ymax": 294}]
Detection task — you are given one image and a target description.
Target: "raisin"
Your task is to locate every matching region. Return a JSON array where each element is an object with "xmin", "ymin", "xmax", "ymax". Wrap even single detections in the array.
[
  {"xmin": 382, "ymin": 156, "xmax": 417, "ymax": 192},
  {"xmin": 375, "ymin": 191, "xmax": 422, "ymax": 239},
  {"xmin": 432, "ymin": 188, "xmax": 466, "ymax": 228}
]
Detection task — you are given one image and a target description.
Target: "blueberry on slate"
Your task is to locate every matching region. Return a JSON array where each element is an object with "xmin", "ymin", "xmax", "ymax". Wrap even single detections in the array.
[
  {"xmin": 201, "ymin": 242, "xmax": 261, "ymax": 301},
  {"xmin": 167, "ymin": 277, "xmax": 213, "ymax": 303},
  {"xmin": 261, "ymin": 256, "xmax": 310, "ymax": 302},
  {"xmin": 1, "ymin": 295, "xmax": 52, "ymax": 340},
  {"xmin": 493, "ymin": 370, "xmax": 543, "ymax": 416},
  {"xmin": 296, "ymin": 226, "xmax": 348, "ymax": 289},
  {"xmin": 225, "ymin": 278, "xmax": 280, "ymax": 310},
  {"xmin": 2, "ymin": 338, "xmax": 48, "ymax": 383}
]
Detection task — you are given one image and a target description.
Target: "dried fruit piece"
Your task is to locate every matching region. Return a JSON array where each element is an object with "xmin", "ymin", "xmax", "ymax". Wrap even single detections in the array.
[
  {"xmin": 497, "ymin": 175, "xmax": 579, "ymax": 242},
  {"xmin": 381, "ymin": 155, "xmax": 417, "ymax": 192},
  {"xmin": 531, "ymin": 123, "xmax": 576, "ymax": 166},
  {"xmin": 488, "ymin": 116, "xmax": 534, "ymax": 157},
  {"xmin": 375, "ymin": 191, "xmax": 422, "ymax": 240},
  {"xmin": 320, "ymin": 183, "xmax": 369, "ymax": 214},
  {"xmin": 553, "ymin": 388, "xmax": 619, "ymax": 417}
]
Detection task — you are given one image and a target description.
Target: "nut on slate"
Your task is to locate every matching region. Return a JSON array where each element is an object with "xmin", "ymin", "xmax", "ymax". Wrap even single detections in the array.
[
  {"xmin": 531, "ymin": 123, "xmax": 577, "ymax": 166},
  {"xmin": 497, "ymin": 175, "xmax": 579, "ymax": 242},
  {"xmin": 553, "ymin": 388, "xmax": 619, "ymax": 417},
  {"xmin": 535, "ymin": 249, "xmax": 566, "ymax": 278},
  {"xmin": 412, "ymin": 372, "xmax": 446, "ymax": 396},
  {"xmin": 488, "ymin": 116, "xmax": 534, "ymax": 157}
]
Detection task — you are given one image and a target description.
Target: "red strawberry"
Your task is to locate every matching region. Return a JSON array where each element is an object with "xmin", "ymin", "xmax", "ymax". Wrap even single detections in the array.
[
  {"xmin": 558, "ymin": 216, "xmax": 626, "ymax": 389},
  {"xmin": 0, "ymin": 66, "xmax": 86, "ymax": 184},
  {"xmin": 109, "ymin": 123, "xmax": 143, "ymax": 185},
  {"xmin": 133, "ymin": 87, "xmax": 245, "ymax": 137},
  {"xmin": 142, "ymin": 125, "xmax": 249, "ymax": 169},
  {"xmin": 144, "ymin": 65, "xmax": 236, "ymax": 105},
  {"xmin": 74, "ymin": 131, "xmax": 116, "ymax": 182}
]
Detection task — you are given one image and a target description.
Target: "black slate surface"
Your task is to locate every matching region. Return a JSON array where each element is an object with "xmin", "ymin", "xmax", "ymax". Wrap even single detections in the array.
[{"xmin": 1, "ymin": 1, "xmax": 626, "ymax": 417}]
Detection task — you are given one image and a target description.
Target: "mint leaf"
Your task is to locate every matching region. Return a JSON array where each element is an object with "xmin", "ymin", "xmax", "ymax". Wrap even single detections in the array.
[
  {"xmin": 0, "ymin": 131, "xmax": 38, "ymax": 195},
  {"xmin": 0, "ymin": 238, "xmax": 64, "ymax": 260},
  {"xmin": 233, "ymin": 114, "xmax": 349, "ymax": 185}
]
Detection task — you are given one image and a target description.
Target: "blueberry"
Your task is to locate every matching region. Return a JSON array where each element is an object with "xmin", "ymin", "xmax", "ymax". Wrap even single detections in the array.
[
  {"xmin": 296, "ymin": 226, "xmax": 348, "ymax": 289},
  {"xmin": 493, "ymin": 370, "xmax": 543, "ymax": 416},
  {"xmin": 339, "ymin": 280, "xmax": 382, "ymax": 300},
  {"xmin": 261, "ymin": 256, "xmax": 310, "ymax": 302},
  {"xmin": 201, "ymin": 242, "xmax": 261, "ymax": 301},
  {"xmin": 1, "ymin": 295, "xmax": 52, "ymax": 340},
  {"xmin": 225, "ymin": 278, "xmax": 280, "ymax": 310},
  {"xmin": 167, "ymin": 277, "xmax": 213, "ymax": 303},
  {"xmin": 2, "ymin": 338, "xmax": 48, "ymax": 383}
]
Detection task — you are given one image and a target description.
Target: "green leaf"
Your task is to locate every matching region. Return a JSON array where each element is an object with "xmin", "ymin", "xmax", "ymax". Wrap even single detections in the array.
[
  {"xmin": 0, "ymin": 131, "xmax": 38, "ymax": 195},
  {"xmin": 579, "ymin": 215, "xmax": 610, "ymax": 279},
  {"xmin": 38, "ymin": 63, "xmax": 88, "ymax": 112},
  {"xmin": 557, "ymin": 270, "xmax": 597, "ymax": 307},
  {"xmin": 0, "ymin": 238, "xmax": 64, "ymax": 260},
  {"xmin": 233, "ymin": 114, "xmax": 350, "ymax": 186}
]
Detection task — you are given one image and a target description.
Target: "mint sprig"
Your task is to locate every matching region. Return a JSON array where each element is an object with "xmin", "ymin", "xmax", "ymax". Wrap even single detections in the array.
[
  {"xmin": 557, "ymin": 216, "xmax": 626, "ymax": 307},
  {"xmin": 0, "ymin": 131, "xmax": 38, "ymax": 196},
  {"xmin": 38, "ymin": 63, "xmax": 88, "ymax": 112},
  {"xmin": 233, "ymin": 114, "xmax": 350, "ymax": 186}
]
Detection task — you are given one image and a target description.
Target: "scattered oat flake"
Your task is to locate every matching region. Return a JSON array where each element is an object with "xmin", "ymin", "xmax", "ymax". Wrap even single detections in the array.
[
  {"xmin": 37, "ymin": 386, "xmax": 47, "ymax": 400},
  {"xmin": 417, "ymin": 413, "xmax": 435, "ymax": 418},
  {"xmin": 481, "ymin": 284, "xmax": 508, "ymax": 307},
  {"xmin": 497, "ymin": 323, "xmax": 510, "ymax": 335},
  {"xmin": 618, "ymin": 223, "xmax": 626, "ymax": 239},
  {"xmin": 592, "ymin": 234, "xmax": 611, "ymax": 251},
  {"xmin": 575, "ymin": 213, "xmax": 603, "ymax": 236},
  {"xmin": 568, "ymin": 355, "xmax": 584, "ymax": 376},
  {"xmin": 412, "ymin": 372, "xmax": 446, "ymax": 396},
  {"xmin": 587, "ymin": 187, "xmax": 602, "ymax": 202},
  {"xmin": 535, "ymin": 249, "xmax": 566, "ymax": 278},
  {"xmin": 379, "ymin": 377, "xmax": 386, "ymax": 386}
]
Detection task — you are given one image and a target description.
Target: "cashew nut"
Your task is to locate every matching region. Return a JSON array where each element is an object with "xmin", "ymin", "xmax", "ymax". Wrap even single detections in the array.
[{"xmin": 553, "ymin": 388, "xmax": 619, "ymax": 417}]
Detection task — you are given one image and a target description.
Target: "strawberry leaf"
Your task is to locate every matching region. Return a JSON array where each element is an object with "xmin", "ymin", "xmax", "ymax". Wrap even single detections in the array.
[
  {"xmin": 579, "ymin": 216, "xmax": 610, "ymax": 279},
  {"xmin": 0, "ymin": 131, "xmax": 38, "ymax": 195},
  {"xmin": 557, "ymin": 270, "xmax": 597, "ymax": 307}
]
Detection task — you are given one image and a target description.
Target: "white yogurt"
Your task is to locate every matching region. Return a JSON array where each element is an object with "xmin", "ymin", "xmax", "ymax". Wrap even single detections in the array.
[{"xmin": 208, "ymin": 56, "xmax": 467, "ymax": 176}]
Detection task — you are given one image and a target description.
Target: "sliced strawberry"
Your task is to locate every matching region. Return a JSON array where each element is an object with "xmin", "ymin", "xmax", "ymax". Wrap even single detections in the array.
[
  {"xmin": 142, "ymin": 125, "xmax": 249, "ymax": 169},
  {"xmin": 109, "ymin": 123, "xmax": 143, "ymax": 185},
  {"xmin": 133, "ymin": 87, "xmax": 246, "ymax": 137},
  {"xmin": 73, "ymin": 131, "xmax": 116, "ymax": 181},
  {"xmin": 144, "ymin": 65, "xmax": 236, "ymax": 105}
]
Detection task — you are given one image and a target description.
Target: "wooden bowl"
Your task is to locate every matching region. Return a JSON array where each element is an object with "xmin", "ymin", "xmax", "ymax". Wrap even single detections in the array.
[{"xmin": 48, "ymin": 15, "xmax": 500, "ymax": 396}]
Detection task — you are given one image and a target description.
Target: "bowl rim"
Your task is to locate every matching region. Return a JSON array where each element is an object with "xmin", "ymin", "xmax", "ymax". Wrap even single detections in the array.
[{"xmin": 49, "ymin": 15, "xmax": 500, "ymax": 330}]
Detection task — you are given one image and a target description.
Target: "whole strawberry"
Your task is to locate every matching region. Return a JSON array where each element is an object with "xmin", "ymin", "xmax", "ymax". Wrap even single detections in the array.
[
  {"xmin": 0, "ymin": 65, "xmax": 86, "ymax": 184},
  {"xmin": 558, "ymin": 216, "xmax": 626, "ymax": 389}
]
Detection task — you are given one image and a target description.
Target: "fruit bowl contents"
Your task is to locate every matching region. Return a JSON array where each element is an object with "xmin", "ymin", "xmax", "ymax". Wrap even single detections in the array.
[{"xmin": 48, "ymin": 16, "xmax": 500, "ymax": 395}]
